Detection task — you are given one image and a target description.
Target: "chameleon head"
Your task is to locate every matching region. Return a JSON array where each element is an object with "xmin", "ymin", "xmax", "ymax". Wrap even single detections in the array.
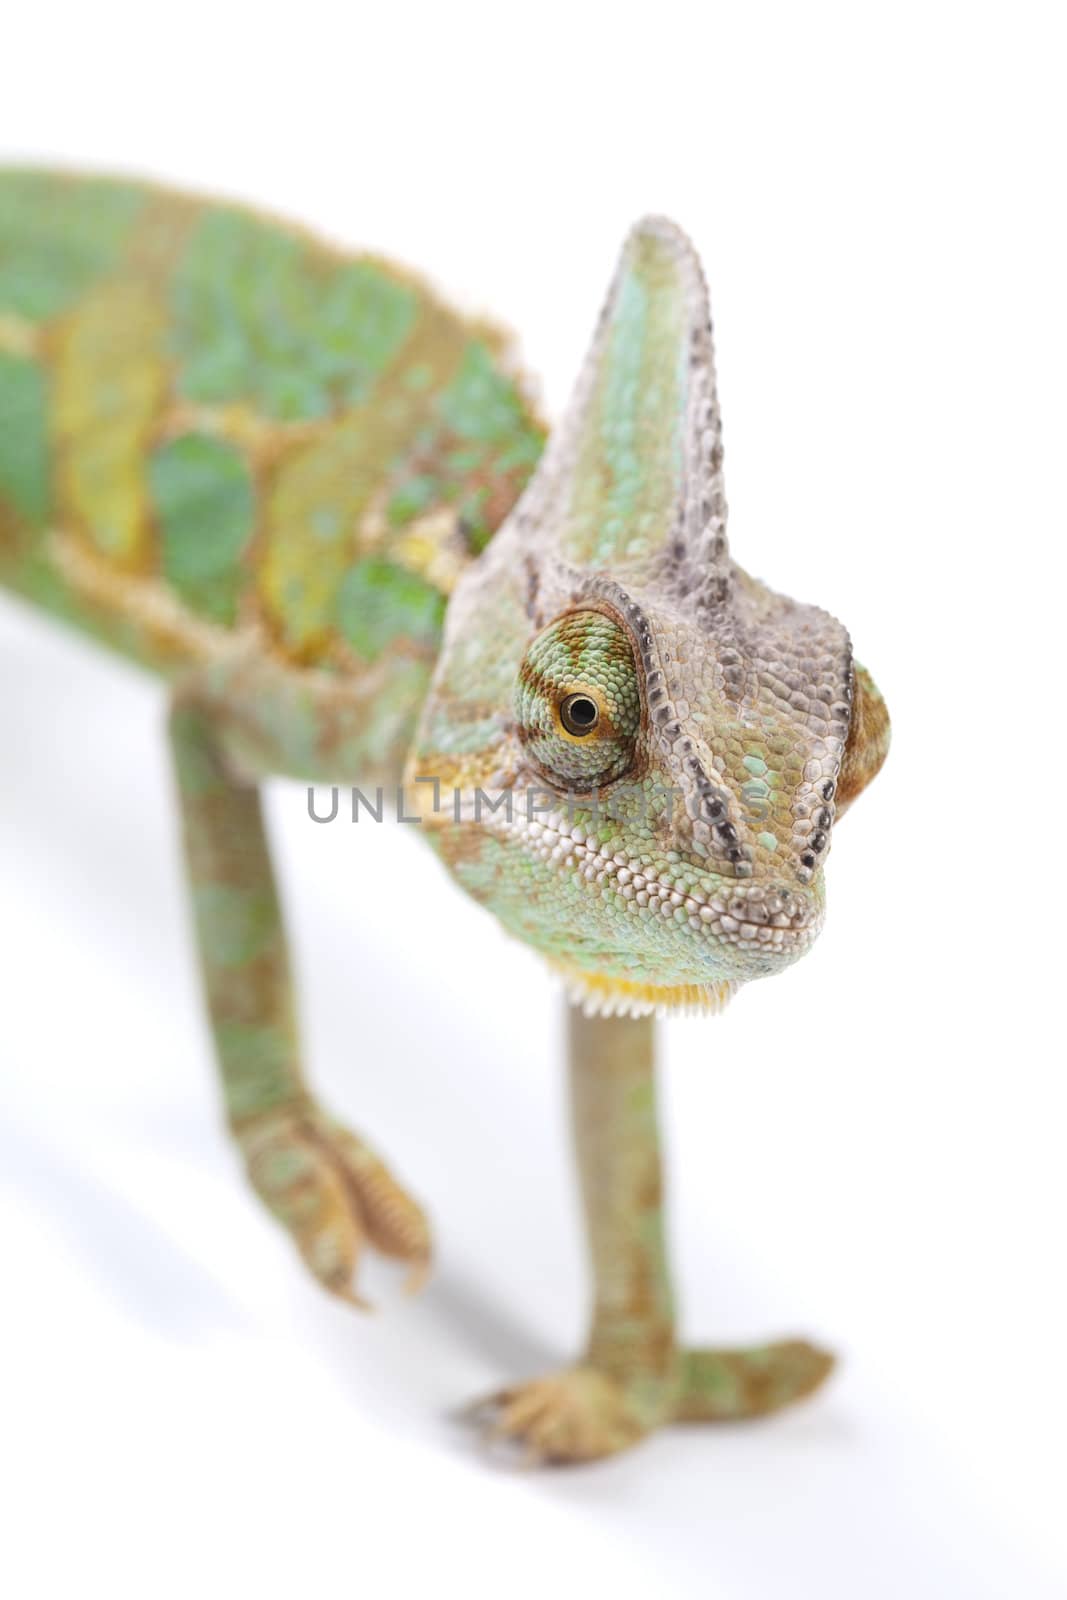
[{"xmin": 408, "ymin": 217, "xmax": 888, "ymax": 1016}]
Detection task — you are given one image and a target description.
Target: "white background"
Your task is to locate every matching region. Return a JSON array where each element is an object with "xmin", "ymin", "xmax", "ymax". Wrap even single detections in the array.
[{"xmin": 2, "ymin": 4, "xmax": 1065, "ymax": 1596}]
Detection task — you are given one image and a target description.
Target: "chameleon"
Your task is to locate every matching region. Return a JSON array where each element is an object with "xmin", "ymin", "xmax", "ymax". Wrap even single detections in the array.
[{"xmin": 0, "ymin": 169, "xmax": 889, "ymax": 1463}]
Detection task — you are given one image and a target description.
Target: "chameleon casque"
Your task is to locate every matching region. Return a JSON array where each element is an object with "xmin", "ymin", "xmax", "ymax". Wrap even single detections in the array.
[{"xmin": 0, "ymin": 171, "xmax": 889, "ymax": 1463}]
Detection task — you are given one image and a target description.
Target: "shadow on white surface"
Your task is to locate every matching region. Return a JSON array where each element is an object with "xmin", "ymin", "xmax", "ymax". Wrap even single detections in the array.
[{"xmin": 0, "ymin": 1113, "xmax": 247, "ymax": 1338}]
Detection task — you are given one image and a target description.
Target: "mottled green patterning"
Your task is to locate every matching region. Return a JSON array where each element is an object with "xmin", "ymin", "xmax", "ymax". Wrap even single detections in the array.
[
  {"xmin": 337, "ymin": 557, "xmax": 445, "ymax": 662},
  {"xmin": 0, "ymin": 351, "xmax": 49, "ymax": 522},
  {"xmin": 562, "ymin": 231, "xmax": 689, "ymax": 569},
  {"xmin": 0, "ymin": 174, "xmax": 890, "ymax": 1465},
  {"xmin": 0, "ymin": 173, "xmax": 144, "ymax": 320},
  {"xmin": 170, "ymin": 210, "xmax": 420, "ymax": 417},
  {"xmin": 150, "ymin": 433, "xmax": 256, "ymax": 624},
  {"xmin": 0, "ymin": 169, "xmax": 544, "ymax": 687}
]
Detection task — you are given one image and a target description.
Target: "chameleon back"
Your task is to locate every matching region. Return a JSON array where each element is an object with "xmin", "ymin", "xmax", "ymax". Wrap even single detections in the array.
[{"xmin": 0, "ymin": 170, "xmax": 544, "ymax": 682}]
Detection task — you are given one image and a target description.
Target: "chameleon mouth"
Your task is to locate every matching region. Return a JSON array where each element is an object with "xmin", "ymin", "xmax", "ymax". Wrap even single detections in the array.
[{"xmin": 502, "ymin": 808, "xmax": 823, "ymax": 952}]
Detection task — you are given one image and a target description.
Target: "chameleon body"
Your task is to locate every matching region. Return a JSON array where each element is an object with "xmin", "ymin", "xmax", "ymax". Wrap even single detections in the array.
[{"xmin": 0, "ymin": 171, "xmax": 889, "ymax": 1462}]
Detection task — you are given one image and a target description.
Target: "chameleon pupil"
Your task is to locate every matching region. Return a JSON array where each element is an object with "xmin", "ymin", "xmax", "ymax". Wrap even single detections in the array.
[{"xmin": 561, "ymin": 694, "xmax": 598, "ymax": 736}]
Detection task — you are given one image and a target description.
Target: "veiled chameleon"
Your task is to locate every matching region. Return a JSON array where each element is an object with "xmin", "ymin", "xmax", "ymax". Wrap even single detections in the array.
[{"xmin": 0, "ymin": 170, "xmax": 888, "ymax": 1462}]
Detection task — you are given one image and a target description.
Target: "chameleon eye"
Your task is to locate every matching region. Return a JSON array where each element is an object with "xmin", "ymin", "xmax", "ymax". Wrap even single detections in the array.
[
  {"xmin": 515, "ymin": 609, "xmax": 641, "ymax": 789},
  {"xmin": 560, "ymin": 693, "xmax": 600, "ymax": 737}
]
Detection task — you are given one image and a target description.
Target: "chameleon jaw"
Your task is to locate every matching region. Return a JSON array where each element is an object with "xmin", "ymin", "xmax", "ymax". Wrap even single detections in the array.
[
  {"xmin": 490, "ymin": 804, "xmax": 825, "ymax": 981},
  {"xmin": 416, "ymin": 793, "xmax": 827, "ymax": 997}
]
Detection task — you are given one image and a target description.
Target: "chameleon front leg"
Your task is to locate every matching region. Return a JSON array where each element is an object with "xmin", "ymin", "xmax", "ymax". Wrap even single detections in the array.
[
  {"xmin": 480, "ymin": 1010, "xmax": 681, "ymax": 1461},
  {"xmin": 168, "ymin": 692, "xmax": 430, "ymax": 1304},
  {"xmin": 481, "ymin": 1007, "xmax": 833, "ymax": 1462}
]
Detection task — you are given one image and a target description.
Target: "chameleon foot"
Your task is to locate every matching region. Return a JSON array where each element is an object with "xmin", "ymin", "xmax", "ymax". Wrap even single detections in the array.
[
  {"xmin": 474, "ymin": 1365, "xmax": 667, "ymax": 1464},
  {"xmin": 675, "ymin": 1338, "xmax": 835, "ymax": 1421},
  {"xmin": 237, "ymin": 1106, "xmax": 431, "ymax": 1305}
]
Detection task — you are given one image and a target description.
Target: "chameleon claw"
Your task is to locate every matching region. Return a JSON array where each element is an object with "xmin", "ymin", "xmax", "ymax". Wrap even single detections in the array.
[
  {"xmin": 401, "ymin": 1256, "xmax": 432, "ymax": 1296},
  {"xmin": 455, "ymin": 1389, "xmax": 515, "ymax": 1429},
  {"xmin": 239, "ymin": 1107, "xmax": 431, "ymax": 1307},
  {"xmin": 465, "ymin": 1368, "xmax": 653, "ymax": 1464},
  {"xmin": 336, "ymin": 1283, "xmax": 375, "ymax": 1313}
]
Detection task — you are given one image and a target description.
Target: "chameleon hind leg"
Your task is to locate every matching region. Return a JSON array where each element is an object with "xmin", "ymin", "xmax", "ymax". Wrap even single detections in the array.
[
  {"xmin": 167, "ymin": 690, "xmax": 431, "ymax": 1304},
  {"xmin": 478, "ymin": 1009, "xmax": 832, "ymax": 1463}
]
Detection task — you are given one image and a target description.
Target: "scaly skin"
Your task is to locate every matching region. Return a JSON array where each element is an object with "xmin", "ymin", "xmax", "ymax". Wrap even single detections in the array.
[
  {"xmin": 0, "ymin": 171, "xmax": 888, "ymax": 1463},
  {"xmin": 479, "ymin": 1012, "xmax": 833, "ymax": 1461}
]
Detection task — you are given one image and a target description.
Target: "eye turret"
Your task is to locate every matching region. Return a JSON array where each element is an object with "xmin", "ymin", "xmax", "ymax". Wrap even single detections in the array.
[{"xmin": 515, "ymin": 609, "xmax": 641, "ymax": 790}]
